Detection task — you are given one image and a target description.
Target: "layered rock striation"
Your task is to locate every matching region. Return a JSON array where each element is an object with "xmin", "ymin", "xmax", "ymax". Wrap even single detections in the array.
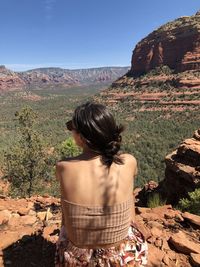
[
  {"xmin": 130, "ymin": 11, "xmax": 200, "ymax": 76},
  {"xmin": 135, "ymin": 129, "xmax": 200, "ymax": 208},
  {"xmin": 158, "ymin": 128, "xmax": 200, "ymax": 205}
]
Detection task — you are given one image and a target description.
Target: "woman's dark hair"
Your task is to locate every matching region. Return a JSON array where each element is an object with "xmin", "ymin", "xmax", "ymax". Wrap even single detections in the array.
[{"xmin": 70, "ymin": 102, "xmax": 124, "ymax": 167}]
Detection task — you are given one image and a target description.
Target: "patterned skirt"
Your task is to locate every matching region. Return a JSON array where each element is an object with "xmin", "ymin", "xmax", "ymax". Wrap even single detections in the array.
[{"xmin": 55, "ymin": 223, "xmax": 148, "ymax": 267}]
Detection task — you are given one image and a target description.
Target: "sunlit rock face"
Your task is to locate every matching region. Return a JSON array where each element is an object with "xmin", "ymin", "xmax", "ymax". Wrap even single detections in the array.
[
  {"xmin": 159, "ymin": 128, "xmax": 200, "ymax": 205},
  {"xmin": 130, "ymin": 11, "xmax": 200, "ymax": 76}
]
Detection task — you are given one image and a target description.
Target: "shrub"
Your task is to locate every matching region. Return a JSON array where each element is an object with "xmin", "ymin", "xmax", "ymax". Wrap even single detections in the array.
[
  {"xmin": 147, "ymin": 192, "xmax": 166, "ymax": 208},
  {"xmin": 178, "ymin": 188, "xmax": 200, "ymax": 215},
  {"xmin": 58, "ymin": 137, "xmax": 80, "ymax": 160},
  {"xmin": 3, "ymin": 106, "xmax": 52, "ymax": 197}
]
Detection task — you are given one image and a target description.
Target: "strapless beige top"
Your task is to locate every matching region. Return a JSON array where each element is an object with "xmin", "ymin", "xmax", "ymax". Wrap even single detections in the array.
[{"xmin": 61, "ymin": 197, "xmax": 132, "ymax": 248}]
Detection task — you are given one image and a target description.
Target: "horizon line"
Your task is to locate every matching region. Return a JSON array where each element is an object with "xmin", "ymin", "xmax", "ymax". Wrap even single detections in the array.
[{"xmin": 3, "ymin": 63, "xmax": 131, "ymax": 72}]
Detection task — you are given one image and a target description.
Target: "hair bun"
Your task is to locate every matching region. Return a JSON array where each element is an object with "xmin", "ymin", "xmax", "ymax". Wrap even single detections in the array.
[
  {"xmin": 100, "ymin": 140, "xmax": 121, "ymax": 166},
  {"xmin": 105, "ymin": 141, "xmax": 120, "ymax": 156}
]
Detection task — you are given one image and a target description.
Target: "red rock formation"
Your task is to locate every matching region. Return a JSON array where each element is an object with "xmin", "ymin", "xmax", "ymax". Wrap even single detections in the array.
[
  {"xmin": 158, "ymin": 128, "xmax": 200, "ymax": 205},
  {"xmin": 134, "ymin": 129, "xmax": 200, "ymax": 208},
  {"xmin": 130, "ymin": 12, "xmax": 200, "ymax": 76}
]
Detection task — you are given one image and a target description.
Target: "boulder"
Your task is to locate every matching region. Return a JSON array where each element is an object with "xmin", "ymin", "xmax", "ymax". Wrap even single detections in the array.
[{"xmin": 169, "ymin": 231, "xmax": 200, "ymax": 254}]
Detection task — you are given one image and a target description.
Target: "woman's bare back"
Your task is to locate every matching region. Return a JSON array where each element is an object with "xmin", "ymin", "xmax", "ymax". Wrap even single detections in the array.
[{"xmin": 56, "ymin": 153, "xmax": 137, "ymax": 207}]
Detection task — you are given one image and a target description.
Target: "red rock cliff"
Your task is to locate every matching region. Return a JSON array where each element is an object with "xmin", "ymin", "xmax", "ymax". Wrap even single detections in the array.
[{"xmin": 130, "ymin": 11, "xmax": 200, "ymax": 76}]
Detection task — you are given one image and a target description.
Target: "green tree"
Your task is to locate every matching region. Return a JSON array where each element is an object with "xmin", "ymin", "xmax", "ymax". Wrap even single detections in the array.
[
  {"xmin": 178, "ymin": 189, "xmax": 200, "ymax": 215},
  {"xmin": 58, "ymin": 137, "xmax": 80, "ymax": 160},
  {"xmin": 4, "ymin": 106, "xmax": 50, "ymax": 197}
]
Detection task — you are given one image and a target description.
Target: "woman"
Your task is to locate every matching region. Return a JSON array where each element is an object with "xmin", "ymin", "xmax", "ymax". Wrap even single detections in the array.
[{"xmin": 55, "ymin": 102, "xmax": 148, "ymax": 266}]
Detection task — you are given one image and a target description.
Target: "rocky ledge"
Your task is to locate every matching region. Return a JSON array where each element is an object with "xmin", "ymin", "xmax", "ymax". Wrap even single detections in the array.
[
  {"xmin": 158, "ymin": 128, "xmax": 200, "ymax": 205},
  {"xmin": 0, "ymin": 196, "xmax": 200, "ymax": 266}
]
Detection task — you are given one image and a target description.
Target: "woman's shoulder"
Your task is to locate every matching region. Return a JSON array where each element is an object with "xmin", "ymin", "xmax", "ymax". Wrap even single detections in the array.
[
  {"xmin": 56, "ymin": 157, "xmax": 81, "ymax": 181},
  {"xmin": 119, "ymin": 153, "xmax": 137, "ymax": 176},
  {"xmin": 119, "ymin": 153, "xmax": 137, "ymax": 165},
  {"xmin": 56, "ymin": 156, "xmax": 80, "ymax": 167}
]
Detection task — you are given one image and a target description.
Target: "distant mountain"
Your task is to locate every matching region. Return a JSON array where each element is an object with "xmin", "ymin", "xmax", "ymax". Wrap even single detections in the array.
[
  {"xmin": 0, "ymin": 65, "xmax": 26, "ymax": 92},
  {"xmin": 0, "ymin": 66, "xmax": 129, "ymax": 92}
]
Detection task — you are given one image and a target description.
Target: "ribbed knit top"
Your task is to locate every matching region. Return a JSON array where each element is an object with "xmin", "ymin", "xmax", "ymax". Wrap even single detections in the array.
[{"xmin": 61, "ymin": 196, "xmax": 132, "ymax": 248}]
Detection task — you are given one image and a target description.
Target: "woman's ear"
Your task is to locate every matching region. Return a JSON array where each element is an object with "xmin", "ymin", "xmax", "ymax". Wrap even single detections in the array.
[{"xmin": 72, "ymin": 131, "xmax": 85, "ymax": 147}]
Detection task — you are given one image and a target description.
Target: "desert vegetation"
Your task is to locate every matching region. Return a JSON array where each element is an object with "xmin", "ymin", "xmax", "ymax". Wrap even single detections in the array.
[{"xmin": 0, "ymin": 79, "xmax": 200, "ymax": 196}]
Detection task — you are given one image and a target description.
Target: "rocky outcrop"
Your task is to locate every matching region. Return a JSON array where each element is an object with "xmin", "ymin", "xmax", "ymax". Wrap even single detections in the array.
[
  {"xmin": 107, "ymin": 12, "xmax": 200, "ymax": 102},
  {"xmin": 0, "ymin": 66, "xmax": 129, "ymax": 92},
  {"xmin": 157, "ymin": 128, "xmax": 200, "ymax": 205},
  {"xmin": 130, "ymin": 11, "xmax": 200, "ymax": 76},
  {"xmin": 0, "ymin": 196, "xmax": 200, "ymax": 266},
  {"xmin": 135, "ymin": 129, "xmax": 200, "ymax": 207}
]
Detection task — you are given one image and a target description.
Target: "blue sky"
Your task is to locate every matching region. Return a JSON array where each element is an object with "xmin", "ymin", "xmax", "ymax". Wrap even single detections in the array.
[{"xmin": 0, "ymin": 0, "xmax": 199, "ymax": 71}]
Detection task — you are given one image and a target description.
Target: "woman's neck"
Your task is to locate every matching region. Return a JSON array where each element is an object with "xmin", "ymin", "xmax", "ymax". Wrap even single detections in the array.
[{"xmin": 81, "ymin": 147, "xmax": 100, "ymax": 159}]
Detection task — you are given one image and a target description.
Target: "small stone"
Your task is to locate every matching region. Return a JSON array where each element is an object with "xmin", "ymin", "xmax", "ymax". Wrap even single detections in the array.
[
  {"xmin": 163, "ymin": 219, "xmax": 176, "ymax": 227},
  {"xmin": 21, "ymin": 215, "xmax": 37, "ymax": 225},
  {"xmin": 135, "ymin": 207, "xmax": 150, "ymax": 214},
  {"xmin": 27, "ymin": 202, "xmax": 34, "ymax": 209},
  {"xmin": 190, "ymin": 253, "xmax": 200, "ymax": 266},
  {"xmin": 161, "ymin": 239, "xmax": 170, "ymax": 251},
  {"xmin": 28, "ymin": 210, "xmax": 36, "ymax": 216},
  {"xmin": 37, "ymin": 211, "xmax": 46, "ymax": 221},
  {"xmin": 17, "ymin": 207, "xmax": 30, "ymax": 216},
  {"xmin": 167, "ymin": 250, "xmax": 177, "ymax": 261},
  {"xmin": 162, "ymin": 254, "xmax": 170, "ymax": 265},
  {"xmin": 0, "ymin": 210, "xmax": 11, "ymax": 224},
  {"xmin": 175, "ymin": 213, "xmax": 184, "ymax": 222},
  {"xmin": 182, "ymin": 212, "xmax": 200, "ymax": 227},
  {"xmin": 154, "ymin": 238, "xmax": 163, "ymax": 248},
  {"xmin": 43, "ymin": 225, "xmax": 58, "ymax": 239},
  {"xmin": 8, "ymin": 215, "xmax": 20, "ymax": 227},
  {"xmin": 150, "ymin": 226, "xmax": 163, "ymax": 237},
  {"xmin": 140, "ymin": 212, "xmax": 161, "ymax": 221},
  {"xmin": 148, "ymin": 221, "xmax": 163, "ymax": 229},
  {"xmin": 147, "ymin": 236, "xmax": 156, "ymax": 244}
]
